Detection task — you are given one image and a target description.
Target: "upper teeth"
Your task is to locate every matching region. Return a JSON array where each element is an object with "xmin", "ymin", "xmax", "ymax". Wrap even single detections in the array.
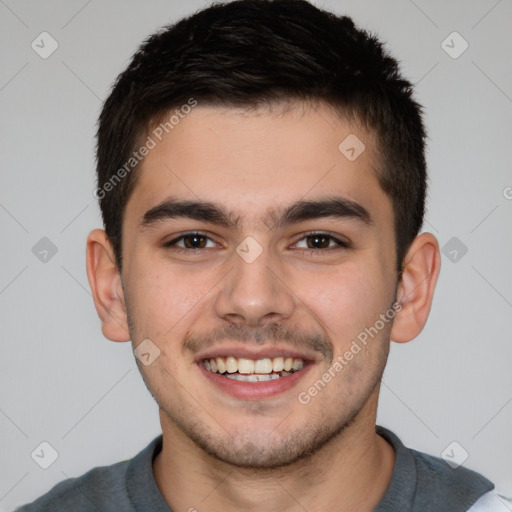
[{"xmin": 204, "ymin": 356, "xmax": 304, "ymax": 374}]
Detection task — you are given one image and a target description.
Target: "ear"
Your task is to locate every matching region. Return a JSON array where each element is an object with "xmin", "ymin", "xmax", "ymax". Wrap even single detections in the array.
[
  {"xmin": 391, "ymin": 232, "xmax": 441, "ymax": 343},
  {"xmin": 86, "ymin": 229, "xmax": 131, "ymax": 342}
]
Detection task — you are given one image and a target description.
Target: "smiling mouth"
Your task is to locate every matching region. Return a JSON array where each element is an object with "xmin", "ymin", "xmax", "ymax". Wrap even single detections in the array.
[{"xmin": 202, "ymin": 356, "xmax": 305, "ymax": 382}]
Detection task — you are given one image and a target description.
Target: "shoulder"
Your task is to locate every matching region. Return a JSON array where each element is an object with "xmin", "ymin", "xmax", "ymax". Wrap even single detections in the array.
[
  {"xmin": 14, "ymin": 458, "xmax": 132, "ymax": 512},
  {"xmin": 409, "ymin": 448, "xmax": 495, "ymax": 510},
  {"xmin": 14, "ymin": 436, "xmax": 163, "ymax": 512},
  {"xmin": 376, "ymin": 426, "xmax": 495, "ymax": 511},
  {"xmin": 411, "ymin": 447, "xmax": 493, "ymax": 495}
]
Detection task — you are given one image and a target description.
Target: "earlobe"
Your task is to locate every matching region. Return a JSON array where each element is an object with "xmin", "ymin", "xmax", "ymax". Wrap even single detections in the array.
[
  {"xmin": 86, "ymin": 229, "xmax": 131, "ymax": 342},
  {"xmin": 390, "ymin": 233, "xmax": 441, "ymax": 343}
]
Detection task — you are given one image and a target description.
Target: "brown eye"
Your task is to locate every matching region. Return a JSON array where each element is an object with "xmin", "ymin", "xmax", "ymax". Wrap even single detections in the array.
[
  {"xmin": 182, "ymin": 234, "xmax": 208, "ymax": 249},
  {"xmin": 294, "ymin": 233, "xmax": 349, "ymax": 251},
  {"xmin": 306, "ymin": 235, "xmax": 331, "ymax": 249},
  {"xmin": 163, "ymin": 232, "xmax": 217, "ymax": 250}
]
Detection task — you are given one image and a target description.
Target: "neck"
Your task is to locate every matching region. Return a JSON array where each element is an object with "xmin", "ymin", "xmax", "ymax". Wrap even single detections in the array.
[{"xmin": 153, "ymin": 391, "xmax": 395, "ymax": 512}]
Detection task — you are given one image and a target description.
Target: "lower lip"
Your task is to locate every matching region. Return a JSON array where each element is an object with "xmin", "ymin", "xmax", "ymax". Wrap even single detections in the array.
[{"xmin": 198, "ymin": 362, "xmax": 313, "ymax": 400}]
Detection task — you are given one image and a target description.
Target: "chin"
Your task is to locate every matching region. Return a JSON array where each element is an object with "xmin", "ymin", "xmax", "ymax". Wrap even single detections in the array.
[{"xmin": 182, "ymin": 414, "xmax": 355, "ymax": 470}]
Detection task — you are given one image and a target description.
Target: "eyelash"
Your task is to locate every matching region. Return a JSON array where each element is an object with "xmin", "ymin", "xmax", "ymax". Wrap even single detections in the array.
[{"xmin": 162, "ymin": 231, "xmax": 350, "ymax": 254}]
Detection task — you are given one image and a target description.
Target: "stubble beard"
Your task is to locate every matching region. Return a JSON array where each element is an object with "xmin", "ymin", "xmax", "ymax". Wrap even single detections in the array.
[
  {"xmin": 125, "ymin": 292, "xmax": 392, "ymax": 470},
  {"xmin": 138, "ymin": 338, "xmax": 390, "ymax": 470}
]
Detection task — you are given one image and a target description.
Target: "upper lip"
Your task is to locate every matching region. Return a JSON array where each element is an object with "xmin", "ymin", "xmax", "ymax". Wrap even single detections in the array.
[{"xmin": 194, "ymin": 345, "xmax": 320, "ymax": 363}]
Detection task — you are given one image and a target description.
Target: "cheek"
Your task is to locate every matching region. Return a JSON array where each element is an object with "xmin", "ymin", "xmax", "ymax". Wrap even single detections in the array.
[
  {"xmin": 124, "ymin": 261, "xmax": 215, "ymax": 339},
  {"xmin": 296, "ymin": 263, "xmax": 389, "ymax": 344}
]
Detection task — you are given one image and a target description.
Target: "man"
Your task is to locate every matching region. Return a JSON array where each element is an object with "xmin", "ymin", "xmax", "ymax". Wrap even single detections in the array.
[{"xmin": 16, "ymin": 0, "xmax": 508, "ymax": 510}]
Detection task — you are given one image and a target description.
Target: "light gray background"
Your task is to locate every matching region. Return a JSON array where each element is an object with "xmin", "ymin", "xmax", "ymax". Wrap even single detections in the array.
[{"xmin": 1, "ymin": 0, "xmax": 511, "ymax": 509}]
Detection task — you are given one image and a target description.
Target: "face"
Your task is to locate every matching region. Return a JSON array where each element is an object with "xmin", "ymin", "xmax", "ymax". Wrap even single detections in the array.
[{"xmin": 120, "ymin": 102, "xmax": 399, "ymax": 469}]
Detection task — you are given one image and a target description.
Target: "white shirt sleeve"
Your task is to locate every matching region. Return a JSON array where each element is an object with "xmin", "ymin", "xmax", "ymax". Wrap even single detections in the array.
[{"xmin": 467, "ymin": 491, "xmax": 512, "ymax": 511}]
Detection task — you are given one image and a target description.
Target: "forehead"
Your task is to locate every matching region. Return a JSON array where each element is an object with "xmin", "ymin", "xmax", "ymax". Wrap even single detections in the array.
[{"xmin": 125, "ymin": 103, "xmax": 390, "ymax": 228}]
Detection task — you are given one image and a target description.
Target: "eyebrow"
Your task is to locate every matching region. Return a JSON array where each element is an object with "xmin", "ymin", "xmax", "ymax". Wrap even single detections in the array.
[{"xmin": 140, "ymin": 196, "xmax": 372, "ymax": 230}]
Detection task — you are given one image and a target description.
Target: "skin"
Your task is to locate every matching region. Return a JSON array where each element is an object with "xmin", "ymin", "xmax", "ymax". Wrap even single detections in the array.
[{"xmin": 86, "ymin": 102, "xmax": 441, "ymax": 512}]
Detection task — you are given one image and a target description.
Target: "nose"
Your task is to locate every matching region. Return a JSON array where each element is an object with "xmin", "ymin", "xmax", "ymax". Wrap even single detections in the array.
[{"xmin": 214, "ymin": 242, "xmax": 296, "ymax": 328}]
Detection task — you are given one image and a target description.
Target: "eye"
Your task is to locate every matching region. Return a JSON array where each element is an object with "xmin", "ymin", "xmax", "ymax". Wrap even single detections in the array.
[
  {"xmin": 293, "ymin": 232, "xmax": 349, "ymax": 252},
  {"xmin": 163, "ymin": 232, "xmax": 218, "ymax": 251}
]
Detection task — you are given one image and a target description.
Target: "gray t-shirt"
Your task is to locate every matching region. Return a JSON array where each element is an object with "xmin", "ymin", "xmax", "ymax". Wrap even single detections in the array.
[{"xmin": 15, "ymin": 426, "xmax": 494, "ymax": 511}]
